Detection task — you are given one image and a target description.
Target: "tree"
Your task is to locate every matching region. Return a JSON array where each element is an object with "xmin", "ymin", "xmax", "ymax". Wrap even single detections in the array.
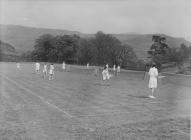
[
  {"xmin": 33, "ymin": 34, "xmax": 55, "ymax": 61},
  {"xmin": 30, "ymin": 32, "xmax": 139, "ymax": 69},
  {"xmin": 54, "ymin": 34, "xmax": 80, "ymax": 63},
  {"xmin": 77, "ymin": 38, "xmax": 98, "ymax": 65},
  {"xmin": 93, "ymin": 31, "xmax": 129, "ymax": 66},
  {"xmin": 33, "ymin": 34, "xmax": 80, "ymax": 63},
  {"xmin": 179, "ymin": 43, "xmax": 190, "ymax": 61},
  {"xmin": 147, "ymin": 35, "xmax": 170, "ymax": 70},
  {"xmin": 117, "ymin": 44, "xmax": 137, "ymax": 68},
  {"xmin": 148, "ymin": 35, "xmax": 169, "ymax": 57}
]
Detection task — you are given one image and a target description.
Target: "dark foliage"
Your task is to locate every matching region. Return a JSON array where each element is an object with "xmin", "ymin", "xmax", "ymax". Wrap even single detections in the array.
[
  {"xmin": 147, "ymin": 35, "xmax": 191, "ymax": 71},
  {"xmin": 27, "ymin": 32, "xmax": 142, "ymax": 70}
]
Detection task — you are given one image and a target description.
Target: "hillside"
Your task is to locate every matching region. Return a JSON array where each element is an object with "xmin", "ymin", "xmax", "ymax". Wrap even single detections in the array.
[
  {"xmin": 0, "ymin": 40, "xmax": 16, "ymax": 55},
  {"xmin": 0, "ymin": 24, "xmax": 191, "ymax": 59},
  {"xmin": 0, "ymin": 40, "xmax": 19, "ymax": 61},
  {"xmin": 113, "ymin": 34, "xmax": 191, "ymax": 59},
  {"xmin": 0, "ymin": 24, "xmax": 83, "ymax": 53}
]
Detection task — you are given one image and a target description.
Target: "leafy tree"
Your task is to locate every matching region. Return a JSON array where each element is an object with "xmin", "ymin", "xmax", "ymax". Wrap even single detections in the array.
[
  {"xmin": 30, "ymin": 32, "xmax": 139, "ymax": 70},
  {"xmin": 148, "ymin": 35, "xmax": 169, "ymax": 57},
  {"xmin": 93, "ymin": 31, "xmax": 113, "ymax": 65},
  {"xmin": 54, "ymin": 35, "xmax": 80, "ymax": 63},
  {"xmin": 33, "ymin": 34, "xmax": 55, "ymax": 61},
  {"xmin": 32, "ymin": 34, "xmax": 80, "ymax": 63},
  {"xmin": 179, "ymin": 43, "xmax": 190, "ymax": 61},
  {"xmin": 92, "ymin": 31, "xmax": 136, "ymax": 66},
  {"xmin": 147, "ymin": 35, "xmax": 170, "ymax": 70},
  {"xmin": 117, "ymin": 44, "xmax": 137, "ymax": 68},
  {"xmin": 77, "ymin": 38, "xmax": 98, "ymax": 65}
]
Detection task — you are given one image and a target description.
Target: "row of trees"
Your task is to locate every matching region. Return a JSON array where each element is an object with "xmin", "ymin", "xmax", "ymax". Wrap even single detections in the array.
[
  {"xmin": 21, "ymin": 33, "xmax": 191, "ymax": 71},
  {"xmin": 23, "ymin": 31, "xmax": 143, "ymax": 69}
]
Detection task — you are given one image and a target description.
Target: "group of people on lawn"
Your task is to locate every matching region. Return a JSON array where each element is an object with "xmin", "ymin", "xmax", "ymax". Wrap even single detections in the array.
[
  {"xmin": 16, "ymin": 61, "xmax": 158, "ymax": 99},
  {"xmin": 101, "ymin": 63, "xmax": 158, "ymax": 98}
]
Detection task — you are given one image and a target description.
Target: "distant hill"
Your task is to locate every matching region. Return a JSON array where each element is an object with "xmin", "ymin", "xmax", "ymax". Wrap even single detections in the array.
[
  {"xmin": 0, "ymin": 40, "xmax": 16, "ymax": 55},
  {"xmin": 113, "ymin": 34, "xmax": 191, "ymax": 59},
  {"xmin": 1, "ymin": 24, "xmax": 191, "ymax": 59},
  {"xmin": 0, "ymin": 24, "xmax": 84, "ymax": 53},
  {"xmin": 0, "ymin": 40, "xmax": 19, "ymax": 61}
]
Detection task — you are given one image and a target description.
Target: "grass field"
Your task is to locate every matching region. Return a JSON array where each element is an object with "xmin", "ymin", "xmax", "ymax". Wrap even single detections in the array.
[{"xmin": 0, "ymin": 62, "xmax": 190, "ymax": 140}]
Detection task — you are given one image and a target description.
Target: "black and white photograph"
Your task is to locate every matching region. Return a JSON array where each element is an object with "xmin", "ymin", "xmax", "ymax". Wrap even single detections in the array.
[{"xmin": 0, "ymin": 0, "xmax": 190, "ymax": 139}]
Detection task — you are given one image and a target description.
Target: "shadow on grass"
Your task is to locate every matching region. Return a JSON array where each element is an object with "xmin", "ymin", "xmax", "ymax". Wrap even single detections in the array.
[
  {"xmin": 92, "ymin": 82, "xmax": 110, "ymax": 87},
  {"xmin": 127, "ymin": 94, "xmax": 149, "ymax": 99}
]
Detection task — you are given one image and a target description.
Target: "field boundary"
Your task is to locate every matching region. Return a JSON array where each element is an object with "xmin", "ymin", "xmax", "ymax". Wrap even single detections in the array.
[
  {"xmin": 162, "ymin": 72, "xmax": 191, "ymax": 77},
  {"xmin": 69, "ymin": 64, "xmax": 191, "ymax": 77},
  {"xmin": 2, "ymin": 62, "xmax": 191, "ymax": 77}
]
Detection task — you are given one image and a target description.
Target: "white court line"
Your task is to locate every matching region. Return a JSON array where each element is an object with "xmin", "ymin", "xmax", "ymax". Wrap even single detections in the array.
[{"xmin": 0, "ymin": 74, "xmax": 74, "ymax": 118}]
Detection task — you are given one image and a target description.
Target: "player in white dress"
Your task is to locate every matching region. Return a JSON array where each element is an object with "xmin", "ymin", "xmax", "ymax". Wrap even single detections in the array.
[
  {"xmin": 62, "ymin": 61, "xmax": 66, "ymax": 71},
  {"xmin": 35, "ymin": 62, "xmax": 40, "ymax": 74},
  {"xmin": 148, "ymin": 63, "xmax": 158, "ymax": 98},
  {"xmin": 106, "ymin": 64, "xmax": 109, "ymax": 70},
  {"xmin": 16, "ymin": 62, "xmax": 21, "ymax": 70},
  {"xmin": 102, "ymin": 66, "xmax": 109, "ymax": 80},
  {"xmin": 42, "ymin": 63, "xmax": 48, "ymax": 78},
  {"xmin": 87, "ymin": 63, "xmax": 89, "ymax": 69},
  {"xmin": 102, "ymin": 66, "xmax": 112, "ymax": 79},
  {"xmin": 117, "ymin": 65, "xmax": 120, "ymax": 74},
  {"xmin": 113, "ymin": 64, "xmax": 117, "ymax": 75},
  {"xmin": 102, "ymin": 66, "xmax": 112, "ymax": 85},
  {"xmin": 49, "ymin": 64, "xmax": 54, "ymax": 80}
]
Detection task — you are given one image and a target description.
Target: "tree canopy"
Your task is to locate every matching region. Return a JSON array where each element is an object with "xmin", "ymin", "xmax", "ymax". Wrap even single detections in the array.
[
  {"xmin": 147, "ymin": 35, "xmax": 191, "ymax": 70},
  {"xmin": 30, "ymin": 31, "xmax": 140, "ymax": 69}
]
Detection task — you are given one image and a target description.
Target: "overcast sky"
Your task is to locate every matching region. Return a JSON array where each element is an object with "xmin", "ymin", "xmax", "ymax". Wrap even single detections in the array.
[{"xmin": 1, "ymin": 0, "xmax": 191, "ymax": 41}]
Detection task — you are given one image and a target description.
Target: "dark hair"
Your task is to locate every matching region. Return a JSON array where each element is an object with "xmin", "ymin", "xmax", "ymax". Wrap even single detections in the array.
[{"xmin": 152, "ymin": 63, "xmax": 156, "ymax": 67}]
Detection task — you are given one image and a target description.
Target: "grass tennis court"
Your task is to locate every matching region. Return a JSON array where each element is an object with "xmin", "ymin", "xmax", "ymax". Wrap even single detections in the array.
[{"xmin": 0, "ymin": 62, "xmax": 190, "ymax": 140}]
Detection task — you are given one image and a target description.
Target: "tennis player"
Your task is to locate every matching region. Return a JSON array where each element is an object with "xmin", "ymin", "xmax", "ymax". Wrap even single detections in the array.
[{"xmin": 148, "ymin": 63, "xmax": 158, "ymax": 98}]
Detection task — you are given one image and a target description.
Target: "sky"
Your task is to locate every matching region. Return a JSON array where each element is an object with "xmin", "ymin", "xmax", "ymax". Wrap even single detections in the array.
[{"xmin": 0, "ymin": 0, "xmax": 191, "ymax": 41}]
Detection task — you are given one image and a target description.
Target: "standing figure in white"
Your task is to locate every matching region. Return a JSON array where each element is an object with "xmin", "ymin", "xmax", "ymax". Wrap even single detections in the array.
[
  {"xmin": 87, "ymin": 63, "xmax": 89, "ymax": 69},
  {"xmin": 148, "ymin": 63, "xmax": 158, "ymax": 98},
  {"xmin": 49, "ymin": 63, "xmax": 54, "ymax": 80},
  {"xmin": 106, "ymin": 64, "xmax": 109, "ymax": 71},
  {"xmin": 16, "ymin": 62, "xmax": 21, "ymax": 70},
  {"xmin": 62, "ymin": 61, "xmax": 66, "ymax": 71},
  {"xmin": 35, "ymin": 62, "xmax": 40, "ymax": 74},
  {"xmin": 117, "ymin": 65, "xmax": 120, "ymax": 74},
  {"xmin": 113, "ymin": 64, "xmax": 117, "ymax": 75},
  {"xmin": 42, "ymin": 63, "xmax": 48, "ymax": 78}
]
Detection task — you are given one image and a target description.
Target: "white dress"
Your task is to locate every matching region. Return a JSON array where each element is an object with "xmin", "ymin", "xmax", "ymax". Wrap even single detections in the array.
[
  {"xmin": 62, "ymin": 63, "xmax": 66, "ymax": 70},
  {"xmin": 49, "ymin": 65, "xmax": 54, "ymax": 75},
  {"xmin": 43, "ymin": 65, "xmax": 47, "ymax": 73},
  {"xmin": 117, "ymin": 66, "xmax": 120, "ymax": 72},
  {"xmin": 17, "ymin": 63, "xmax": 20, "ymax": 69},
  {"xmin": 148, "ymin": 67, "xmax": 158, "ymax": 88},
  {"xmin": 102, "ymin": 69, "xmax": 110, "ymax": 80},
  {"xmin": 35, "ymin": 63, "xmax": 40, "ymax": 71}
]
